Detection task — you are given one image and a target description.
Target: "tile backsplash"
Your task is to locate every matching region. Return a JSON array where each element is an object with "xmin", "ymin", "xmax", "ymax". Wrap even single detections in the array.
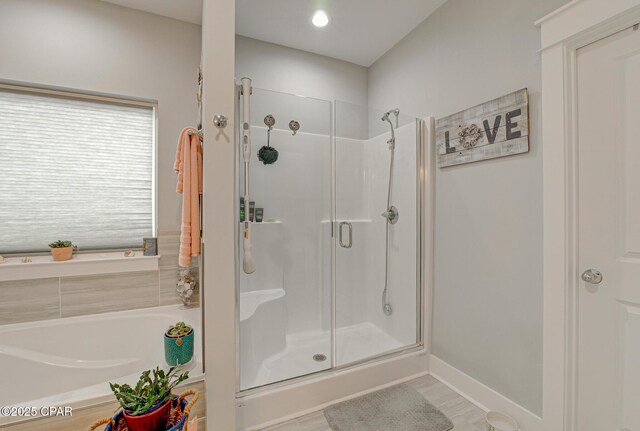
[{"xmin": 0, "ymin": 232, "xmax": 199, "ymax": 326}]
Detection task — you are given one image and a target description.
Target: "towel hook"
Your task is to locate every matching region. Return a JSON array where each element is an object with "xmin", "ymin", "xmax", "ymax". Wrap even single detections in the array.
[
  {"xmin": 289, "ymin": 120, "xmax": 300, "ymax": 136},
  {"xmin": 213, "ymin": 114, "xmax": 228, "ymax": 129}
]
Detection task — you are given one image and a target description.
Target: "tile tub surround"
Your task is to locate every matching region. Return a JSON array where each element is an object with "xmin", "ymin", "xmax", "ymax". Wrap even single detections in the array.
[
  {"xmin": 0, "ymin": 380, "xmax": 206, "ymax": 431},
  {"xmin": 0, "ymin": 232, "xmax": 199, "ymax": 326},
  {"xmin": 60, "ymin": 271, "xmax": 159, "ymax": 317},
  {"xmin": 0, "ymin": 278, "xmax": 60, "ymax": 325}
]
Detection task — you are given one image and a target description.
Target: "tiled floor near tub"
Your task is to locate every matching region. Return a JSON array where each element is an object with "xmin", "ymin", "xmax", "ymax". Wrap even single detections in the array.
[{"xmin": 260, "ymin": 374, "xmax": 487, "ymax": 431}]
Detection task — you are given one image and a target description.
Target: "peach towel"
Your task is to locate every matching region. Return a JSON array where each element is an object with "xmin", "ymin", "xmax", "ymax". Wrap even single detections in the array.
[{"xmin": 174, "ymin": 127, "xmax": 203, "ymax": 267}]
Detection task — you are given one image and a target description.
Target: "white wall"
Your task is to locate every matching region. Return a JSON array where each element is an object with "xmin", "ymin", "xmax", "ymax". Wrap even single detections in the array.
[
  {"xmin": 368, "ymin": 0, "xmax": 568, "ymax": 415},
  {"xmin": 0, "ymin": 0, "xmax": 201, "ymax": 233},
  {"xmin": 236, "ymin": 36, "xmax": 368, "ymax": 106}
]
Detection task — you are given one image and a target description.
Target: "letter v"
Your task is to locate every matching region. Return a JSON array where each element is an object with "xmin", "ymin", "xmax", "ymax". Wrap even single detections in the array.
[{"xmin": 483, "ymin": 116, "xmax": 501, "ymax": 145}]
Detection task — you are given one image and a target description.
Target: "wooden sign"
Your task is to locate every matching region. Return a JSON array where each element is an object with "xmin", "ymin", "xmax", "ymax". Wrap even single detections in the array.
[{"xmin": 436, "ymin": 89, "xmax": 529, "ymax": 167}]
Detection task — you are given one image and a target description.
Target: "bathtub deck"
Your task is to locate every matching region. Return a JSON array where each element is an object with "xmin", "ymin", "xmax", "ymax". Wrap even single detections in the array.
[{"xmin": 259, "ymin": 374, "xmax": 487, "ymax": 431}]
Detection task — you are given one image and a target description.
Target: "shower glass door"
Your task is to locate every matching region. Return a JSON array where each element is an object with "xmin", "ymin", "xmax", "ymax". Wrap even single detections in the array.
[
  {"xmin": 334, "ymin": 101, "xmax": 421, "ymax": 366},
  {"xmin": 238, "ymin": 87, "xmax": 332, "ymax": 390},
  {"xmin": 237, "ymin": 92, "xmax": 422, "ymax": 392}
]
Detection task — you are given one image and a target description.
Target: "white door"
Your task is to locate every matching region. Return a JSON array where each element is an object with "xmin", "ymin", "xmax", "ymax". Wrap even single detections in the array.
[{"xmin": 577, "ymin": 24, "xmax": 640, "ymax": 431}]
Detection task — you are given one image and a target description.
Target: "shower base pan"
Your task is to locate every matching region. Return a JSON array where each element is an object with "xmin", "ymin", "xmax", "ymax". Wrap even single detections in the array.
[{"xmin": 241, "ymin": 322, "xmax": 403, "ymax": 390}]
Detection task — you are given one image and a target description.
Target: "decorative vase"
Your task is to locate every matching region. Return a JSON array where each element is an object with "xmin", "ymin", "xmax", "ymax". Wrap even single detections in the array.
[
  {"xmin": 50, "ymin": 246, "xmax": 73, "ymax": 261},
  {"xmin": 176, "ymin": 267, "xmax": 197, "ymax": 306},
  {"xmin": 123, "ymin": 396, "xmax": 171, "ymax": 431},
  {"xmin": 164, "ymin": 329, "xmax": 194, "ymax": 366}
]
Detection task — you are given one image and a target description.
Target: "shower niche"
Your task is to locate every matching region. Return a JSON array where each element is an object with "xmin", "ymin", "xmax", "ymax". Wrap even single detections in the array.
[{"xmin": 237, "ymin": 86, "xmax": 423, "ymax": 391}]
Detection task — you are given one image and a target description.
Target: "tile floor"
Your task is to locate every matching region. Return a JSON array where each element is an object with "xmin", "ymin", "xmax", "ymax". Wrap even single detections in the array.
[{"xmin": 260, "ymin": 374, "xmax": 487, "ymax": 431}]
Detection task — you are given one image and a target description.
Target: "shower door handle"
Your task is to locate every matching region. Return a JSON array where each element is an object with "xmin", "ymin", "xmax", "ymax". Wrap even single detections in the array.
[{"xmin": 339, "ymin": 222, "xmax": 352, "ymax": 249}]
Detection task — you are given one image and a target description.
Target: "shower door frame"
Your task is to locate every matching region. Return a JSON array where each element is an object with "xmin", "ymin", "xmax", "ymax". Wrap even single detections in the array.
[{"xmin": 234, "ymin": 90, "xmax": 430, "ymax": 396}]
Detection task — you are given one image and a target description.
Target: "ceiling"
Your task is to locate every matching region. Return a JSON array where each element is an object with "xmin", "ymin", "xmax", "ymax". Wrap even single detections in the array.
[
  {"xmin": 97, "ymin": 0, "xmax": 203, "ymax": 26},
  {"xmin": 97, "ymin": 0, "xmax": 447, "ymax": 66}
]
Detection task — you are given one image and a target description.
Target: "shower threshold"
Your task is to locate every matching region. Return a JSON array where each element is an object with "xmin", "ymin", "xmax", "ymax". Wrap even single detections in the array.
[{"xmin": 241, "ymin": 322, "xmax": 404, "ymax": 391}]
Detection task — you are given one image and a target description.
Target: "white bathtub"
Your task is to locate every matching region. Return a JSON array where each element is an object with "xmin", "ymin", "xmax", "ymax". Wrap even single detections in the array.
[{"xmin": 0, "ymin": 304, "xmax": 202, "ymax": 419}]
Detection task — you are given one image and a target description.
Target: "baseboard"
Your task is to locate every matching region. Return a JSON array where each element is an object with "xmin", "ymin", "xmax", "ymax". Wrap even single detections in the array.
[{"xmin": 428, "ymin": 355, "xmax": 543, "ymax": 431}]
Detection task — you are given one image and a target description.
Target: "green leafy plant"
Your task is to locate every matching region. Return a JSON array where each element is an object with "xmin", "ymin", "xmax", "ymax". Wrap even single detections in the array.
[
  {"xmin": 166, "ymin": 321, "xmax": 192, "ymax": 338},
  {"xmin": 48, "ymin": 240, "xmax": 72, "ymax": 248},
  {"xmin": 109, "ymin": 367, "xmax": 189, "ymax": 416}
]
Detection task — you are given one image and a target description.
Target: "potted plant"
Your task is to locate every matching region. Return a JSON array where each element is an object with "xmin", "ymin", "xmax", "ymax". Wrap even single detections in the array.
[
  {"xmin": 109, "ymin": 367, "xmax": 188, "ymax": 431},
  {"xmin": 48, "ymin": 240, "xmax": 74, "ymax": 261},
  {"xmin": 164, "ymin": 321, "xmax": 194, "ymax": 366}
]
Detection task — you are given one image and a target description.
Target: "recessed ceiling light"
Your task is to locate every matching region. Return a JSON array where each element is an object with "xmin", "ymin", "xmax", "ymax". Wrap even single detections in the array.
[{"xmin": 312, "ymin": 10, "xmax": 329, "ymax": 28}]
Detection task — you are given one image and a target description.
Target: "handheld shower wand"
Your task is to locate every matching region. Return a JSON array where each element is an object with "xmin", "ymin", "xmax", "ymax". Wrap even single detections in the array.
[
  {"xmin": 380, "ymin": 108, "xmax": 400, "ymax": 316},
  {"xmin": 241, "ymin": 77, "xmax": 255, "ymax": 274}
]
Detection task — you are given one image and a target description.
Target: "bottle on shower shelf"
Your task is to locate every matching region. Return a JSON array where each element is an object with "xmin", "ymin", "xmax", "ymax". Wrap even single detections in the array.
[
  {"xmin": 249, "ymin": 201, "xmax": 256, "ymax": 222},
  {"xmin": 240, "ymin": 197, "xmax": 245, "ymax": 222}
]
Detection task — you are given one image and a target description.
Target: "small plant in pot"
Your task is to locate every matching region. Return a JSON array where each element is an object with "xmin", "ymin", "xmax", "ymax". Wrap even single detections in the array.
[
  {"xmin": 164, "ymin": 321, "xmax": 194, "ymax": 366},
  {"xmin": 48, "ymin": 240, "xmax": 74, "ymax": 262},
  {"xmin": 109, "ymin": 366, "xmax": 188, "ymax": 431}
]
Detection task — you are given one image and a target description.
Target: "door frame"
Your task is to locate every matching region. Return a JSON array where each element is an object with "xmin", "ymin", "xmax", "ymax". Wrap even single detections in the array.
[{"xmin": 538, "ymin": 1, "xmax": 640, "ymax": 430}]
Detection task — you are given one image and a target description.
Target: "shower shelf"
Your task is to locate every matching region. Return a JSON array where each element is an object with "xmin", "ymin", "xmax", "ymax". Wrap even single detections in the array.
[
  {"xmin": 239, "ymin": 220, "xmax": 282, "ymax": 225},
  {"xmin": 321, "ymin": 219, "xmax": 372, "ymax": 224}
]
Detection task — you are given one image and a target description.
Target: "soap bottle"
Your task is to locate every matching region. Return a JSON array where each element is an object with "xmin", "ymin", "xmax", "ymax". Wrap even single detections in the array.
[{"xmin": 249, "ymin": 201, "xmax": 256, "ymax": 222}]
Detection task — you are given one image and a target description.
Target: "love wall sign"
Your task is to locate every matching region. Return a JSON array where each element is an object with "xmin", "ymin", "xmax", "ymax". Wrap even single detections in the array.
[{"xmin": 436, "ymin": 89, "xmax": 529, "ymax": 167}]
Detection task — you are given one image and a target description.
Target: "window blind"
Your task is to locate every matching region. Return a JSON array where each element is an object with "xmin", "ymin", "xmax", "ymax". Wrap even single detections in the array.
[{"xmin": 0, "ymin": 87, "xmax": 154, "ymax": 253}]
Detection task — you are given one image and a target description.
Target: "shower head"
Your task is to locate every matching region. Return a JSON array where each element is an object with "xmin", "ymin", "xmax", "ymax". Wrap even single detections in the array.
[{"xmin": 381, "ymin": 108, "xmax": 400, "ymax": 123}]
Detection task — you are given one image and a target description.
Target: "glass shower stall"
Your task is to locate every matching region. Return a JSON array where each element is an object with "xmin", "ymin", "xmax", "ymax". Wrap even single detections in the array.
[{"xmin": 236, "ymin": 82, "xmax": 423, "ymax": 391}]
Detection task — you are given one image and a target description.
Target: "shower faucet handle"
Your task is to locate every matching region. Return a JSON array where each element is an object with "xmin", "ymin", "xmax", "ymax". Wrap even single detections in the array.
[{"xmin": 381, "ymin": 206, "xmax": 399, "ymax": 224}]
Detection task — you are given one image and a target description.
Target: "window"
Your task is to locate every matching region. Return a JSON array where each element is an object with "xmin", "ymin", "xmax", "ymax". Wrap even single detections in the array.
[{"xmin": 0, "ymin": 84, "xmax": 155, "ymax": 254}]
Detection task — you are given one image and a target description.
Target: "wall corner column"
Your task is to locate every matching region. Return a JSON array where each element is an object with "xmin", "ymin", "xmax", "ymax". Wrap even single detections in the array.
[{"xmin": 201, "ymin": 0, "xmax": 237, "ymax": 429}]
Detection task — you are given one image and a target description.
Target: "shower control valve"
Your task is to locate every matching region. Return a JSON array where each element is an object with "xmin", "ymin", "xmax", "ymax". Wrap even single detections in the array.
[{"xmin": 381, "ymin": 206, "xmax": 399, "ymax": 224}]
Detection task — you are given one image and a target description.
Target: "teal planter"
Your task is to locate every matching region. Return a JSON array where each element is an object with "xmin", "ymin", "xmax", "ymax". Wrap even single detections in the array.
[{"xmin": 164, "ymin": 330, "xmax": 194, "ymax": 366}]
